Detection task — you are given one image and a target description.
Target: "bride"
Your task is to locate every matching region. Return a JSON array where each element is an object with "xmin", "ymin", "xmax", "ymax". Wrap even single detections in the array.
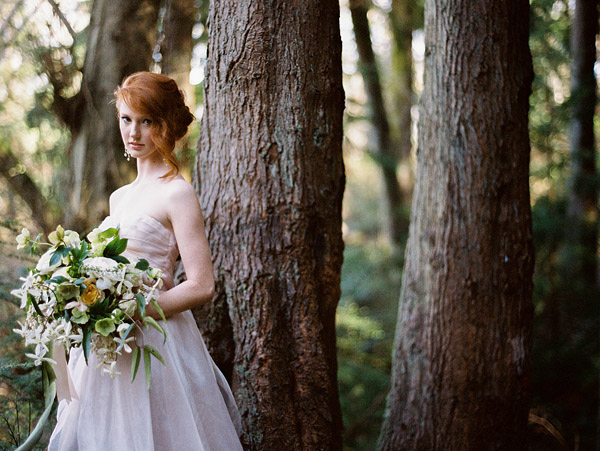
[{"xmin": 48, "ymin": 72, "xmax": 243, "ymax": 450}]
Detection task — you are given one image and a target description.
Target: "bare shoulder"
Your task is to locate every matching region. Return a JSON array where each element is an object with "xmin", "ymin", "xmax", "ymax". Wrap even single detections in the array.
[
  {"xmin": 163, "ymin": 177, "xmax": 202, "ymax": 220},
  {"xmin": 163, "ymin": 177, "xmax": 197, "ymax": 202},
  {"xmin": 109, "ymin": 184, "xmax": 131, "ymax": 212}
]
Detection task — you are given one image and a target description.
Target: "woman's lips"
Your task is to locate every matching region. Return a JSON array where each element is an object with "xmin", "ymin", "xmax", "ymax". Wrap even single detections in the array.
[{"xmin": 128, "ymin": 142, "xmax": 144, "ymax": 150}]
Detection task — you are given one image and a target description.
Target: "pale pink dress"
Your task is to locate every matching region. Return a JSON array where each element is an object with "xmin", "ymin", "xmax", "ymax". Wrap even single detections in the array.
[{"xmin": 48, "ymin": 215, "xmax": 242, "ymax": 450}]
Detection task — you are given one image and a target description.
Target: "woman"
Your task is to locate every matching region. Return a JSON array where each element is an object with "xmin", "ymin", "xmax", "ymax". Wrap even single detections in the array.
[{"xmin": 48, "ymin": 72, "xmax": 243, "ymax": 450}]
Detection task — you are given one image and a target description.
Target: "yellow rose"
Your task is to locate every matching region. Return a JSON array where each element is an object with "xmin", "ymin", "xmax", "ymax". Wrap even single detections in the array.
[{"xmin": 81, "ymin": 279, "xmax": 104, "ymax": 306}]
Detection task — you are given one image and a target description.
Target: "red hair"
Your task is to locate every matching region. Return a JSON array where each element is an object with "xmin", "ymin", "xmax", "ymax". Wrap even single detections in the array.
[{"xmin": 114, "ymin": 72, "xmax": 194, "ymax": 178}]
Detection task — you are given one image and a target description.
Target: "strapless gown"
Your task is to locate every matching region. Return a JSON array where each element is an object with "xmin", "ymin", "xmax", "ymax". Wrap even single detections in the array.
[{"xmin": 48, "ymin": 215, "xmax": 243, "ymax": 451}]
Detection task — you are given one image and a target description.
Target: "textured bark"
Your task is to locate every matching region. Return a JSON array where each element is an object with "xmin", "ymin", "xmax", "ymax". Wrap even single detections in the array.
[
  {"xmin": 350, "ymin": 0, "xmax": 404, "ymax": 247},
  {"xmin": 197, "ymin": 1, "xmax": 345, "ymax": 449},
  {"xmin": 565, "ymin": 0, "xmax": 598, "ymax": 286},
  {"xmin": 378, "ymin": 1, "xmax": 534, "ymax": 450},
  {"xmin": 64, "ymin": 0, "xmax": 160, "ymax": 231}
]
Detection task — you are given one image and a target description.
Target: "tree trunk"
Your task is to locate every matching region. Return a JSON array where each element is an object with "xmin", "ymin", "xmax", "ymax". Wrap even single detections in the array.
[
  {"xmin": 0, "ymin": 147, "xmax": 54, "ymax": 234},
  {"xmin": 349, "ymin": 0, "xmax": 405, "ymax": 248},
  {"xmin": 161, "ymin": 0, "xmax": 195, "ymax": 78},
  {"xmin": 565, "ymin": 2, "xmax": 599, "ymax": 448},
  {"xmin": 389, "ymin": 0, "xmax": 414, "ymax": 161},
  {"xmin": 378, "ymin": 1, "xmax": 534, "ymax": 449},
  {"xmin": 197, "ymin": 1, "xmax": 345, "ymax": 449},
  {"xmin": 64, "ymin": 0, "xmax": 160, "ymax": 231},
  {"xmin": 565, "ymin": 0, "xmax": 598, "ymax": 287},
  {"xmin": 389, "ymin": 0, "xmax": 416, "ymax": 195},
  {"xmin": 161, "ymin": 0, "xmax": 195, "ymax": 177}
]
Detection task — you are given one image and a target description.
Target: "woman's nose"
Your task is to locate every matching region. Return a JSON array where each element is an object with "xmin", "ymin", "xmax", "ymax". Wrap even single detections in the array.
[{"xmin": 130, "ymin": 123, "xmax": 141, "ymax": 138}]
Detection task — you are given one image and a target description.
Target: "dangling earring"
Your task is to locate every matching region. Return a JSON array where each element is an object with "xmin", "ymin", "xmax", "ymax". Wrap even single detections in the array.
[{"xmin": 124, "ymin": 147, "xmax": 131, "ymax": 161}]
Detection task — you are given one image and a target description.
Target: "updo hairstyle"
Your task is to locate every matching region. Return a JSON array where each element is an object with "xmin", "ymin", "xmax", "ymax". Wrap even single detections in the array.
[{"xmin": 114, "ymin": 72, "xmax": 194, "ymax": 178}]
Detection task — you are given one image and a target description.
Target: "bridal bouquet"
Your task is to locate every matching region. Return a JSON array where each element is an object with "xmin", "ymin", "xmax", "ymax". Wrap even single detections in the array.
[{"xmin": 12, "ymin": 223, "xmax": 167, "ymax": 386}]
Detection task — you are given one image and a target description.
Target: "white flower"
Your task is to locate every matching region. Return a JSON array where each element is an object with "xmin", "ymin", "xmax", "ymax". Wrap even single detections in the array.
[
  {"xmin": 147, "ymin": 267, "xmax": 162, "ymax": 279},
  {"xmin": 51, "ymin": 267, "xmax": 71, "ymax": 280},
  {"xmin": 11, "ymin": 272, "xmax": 36, "ymax": 308},
  {"xmin": 53, "ymin": 318, "xmax": 83, "ymax": 347},
  {"xmin": 119, "ymin": 299, "xmax": 137, "ymax": 317},
  {"xmin": 96, "ymin": 277, "xmax": 114, "ymax": 291},
  {"xmin": 36, "ymin": 249, "xmax": 61, "ymax": 274},
  {"xmin": 16, "ymin": 228, "xmax": 30, "ymax": 249},
  {"xmin": 63, "ymin": 230, "xmax": 80, "ymax": 248},
  {"xmin": 87, "ymin": 224, "xmax": 116, "ymax": 257},
  {"xmin": 65, "ymin": 300, "xmax": 88, "ymax": 312},
  {"xmin": 48, "ymin": 225, "xmax": 64, "ymax": 245},
  {"xmin": 25, "ymin": 353, "xmax": 56, "ymax": 366}
]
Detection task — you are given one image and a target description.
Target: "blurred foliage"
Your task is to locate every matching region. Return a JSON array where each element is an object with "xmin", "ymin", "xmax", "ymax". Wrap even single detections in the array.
[
  {"xmin": 336, "ymin": 240, "xmax": 401, "ymax": 450},
  {"xmin": 528, "ymin": 0, "xmax": 599, "ymax": 449}
]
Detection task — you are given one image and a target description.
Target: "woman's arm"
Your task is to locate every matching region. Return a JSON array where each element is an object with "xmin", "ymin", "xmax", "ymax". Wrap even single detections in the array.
[{"xmin": 146, "ymin": 180, "xmax": 215, "ymax": 319}]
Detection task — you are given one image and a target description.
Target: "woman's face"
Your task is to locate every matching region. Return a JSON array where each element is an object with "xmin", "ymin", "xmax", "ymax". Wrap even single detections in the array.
[{"xmin": 118, "ymin": 102, "xmax": 156, "ymax": 160}]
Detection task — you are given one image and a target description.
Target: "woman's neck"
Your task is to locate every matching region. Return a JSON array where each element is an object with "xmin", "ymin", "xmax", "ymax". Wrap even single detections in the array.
[{"xmin": 134, "ymin": 153, "xmax": 169, "ymax": 183}]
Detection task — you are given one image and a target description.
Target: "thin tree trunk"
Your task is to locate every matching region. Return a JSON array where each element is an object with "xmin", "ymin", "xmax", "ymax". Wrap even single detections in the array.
[
  {"xmin": 566, "ymin": 0, "xmax": 598, "ymax": 287},
  {"xmin": 378, "ymin": 1, "xmax": 534, "ymax": 449},
  {"xmin": 350, "ymin": 0, "xmax": 404, "ymax": 248},
  {"xmin": 161, "ymin": 0, "xmax": 195, "ymax": 78},
  {"xmin": 565, "ymin": 2, "xmax": 599, "ymax": 448},
  {"xmin": 389, "ymin": 0, "xmax": 415, "ymax": 191},
  {"xmin": 161, "ymin": 0, "xmax": 195, "ymax": 177},
  {"xmin": 64, "ymin": 0, "xmax": 160, "ymax": 231},
  {"xmin": 0, "ymin": 147, "xmax": 53, "ymax": 234},
  {"xmin": 197, "ymin": 1, "xmax": 345, "ymax": 449}
]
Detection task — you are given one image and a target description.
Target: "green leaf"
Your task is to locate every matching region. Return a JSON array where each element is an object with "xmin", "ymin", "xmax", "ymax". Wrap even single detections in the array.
[
  {"xmin": 45, "ymin": 275, "xmax": 68, "ymax": 285},
  {"xmin": 143, "ymin": 346, "xmax": 151, "ymax": 390},
  {"xmin": 50, "ymin": 245, "xmax": 72, "ymax": 266},
  {"xmin": 49, "ymin": 249, "xmax": 61, "ymax": 267},
  {"xmin": 144, "ymin": 316, "xmax": 167, "ymax": 343},
  {"xmin": 103, "ymin": 237, "xmax": 128, "ymax": 257},
  {"xmin": 73, "ymin": 277, "xmax": 86, "ymax": 285},
  {"xmin": 145, "ymin": 345, "xmax": 166, "ymax": 366},
  {"xmin": 82, "ymin": 326, "xmax": 92, "ymax": 365},
  {"xmin": 136, "ymin": 293, "xmax": 146, "ymax": 317},
  {"xmin": 116, "ymin": 322, "xmax": 135, "ymax": 353},
  {"xmin": 131, "ymin": 347, "xmax": 141, "ymax": 383},
  {"xmin": 135, "ymin": 259, "xmax": 150, "ymax": 271},
  {"xmin": 89, "ymin": 296, "xmax": 110, "ymax": 315},
  {"xmin": 150, "ymin": 298, "xmax": 167, "ymax": 323},
  {"xmin": 28, "ymin": 293, "xmax": 44, "ymax": 317},
  {"xmin": 70, "ymin": 239, "xmax": 89, "ymax": 262},
  {"xmin": 99, "ymin": 227, "xmax": 119, "ymax": 241},
  {"xmin": 111, "ymin": 255, "xmax": 130, "ymax": 264}
]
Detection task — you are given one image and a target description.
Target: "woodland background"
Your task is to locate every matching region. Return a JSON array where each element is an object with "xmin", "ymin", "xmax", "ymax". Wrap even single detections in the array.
[{"xmin": 0, "ymin": 0, "xmax": 598, "ymax": 450}]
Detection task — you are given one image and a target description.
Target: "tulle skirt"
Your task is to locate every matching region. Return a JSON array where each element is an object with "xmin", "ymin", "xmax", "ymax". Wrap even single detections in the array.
[{"xmin": 48, "ymin": 310, "xmax": 242, "ymax": 451}]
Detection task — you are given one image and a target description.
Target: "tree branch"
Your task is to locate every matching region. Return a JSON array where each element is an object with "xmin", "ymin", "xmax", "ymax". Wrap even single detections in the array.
[
  {"xmin": 46, "ymin": 0, "xmax": 78, "ymax": 43},
  {"xmin": 0, "ymin": 147, "xmax": 53, "ymax": 234}
]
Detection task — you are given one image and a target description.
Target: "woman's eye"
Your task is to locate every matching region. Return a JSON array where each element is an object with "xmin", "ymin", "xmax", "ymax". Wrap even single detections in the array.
[
  {"xmin": 143, "ymin": 119, "xmax": 152, "ymax": 125},
  {"xmin": 121, "ymin": 116, "xmax": 131, "ymax": 123}
]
